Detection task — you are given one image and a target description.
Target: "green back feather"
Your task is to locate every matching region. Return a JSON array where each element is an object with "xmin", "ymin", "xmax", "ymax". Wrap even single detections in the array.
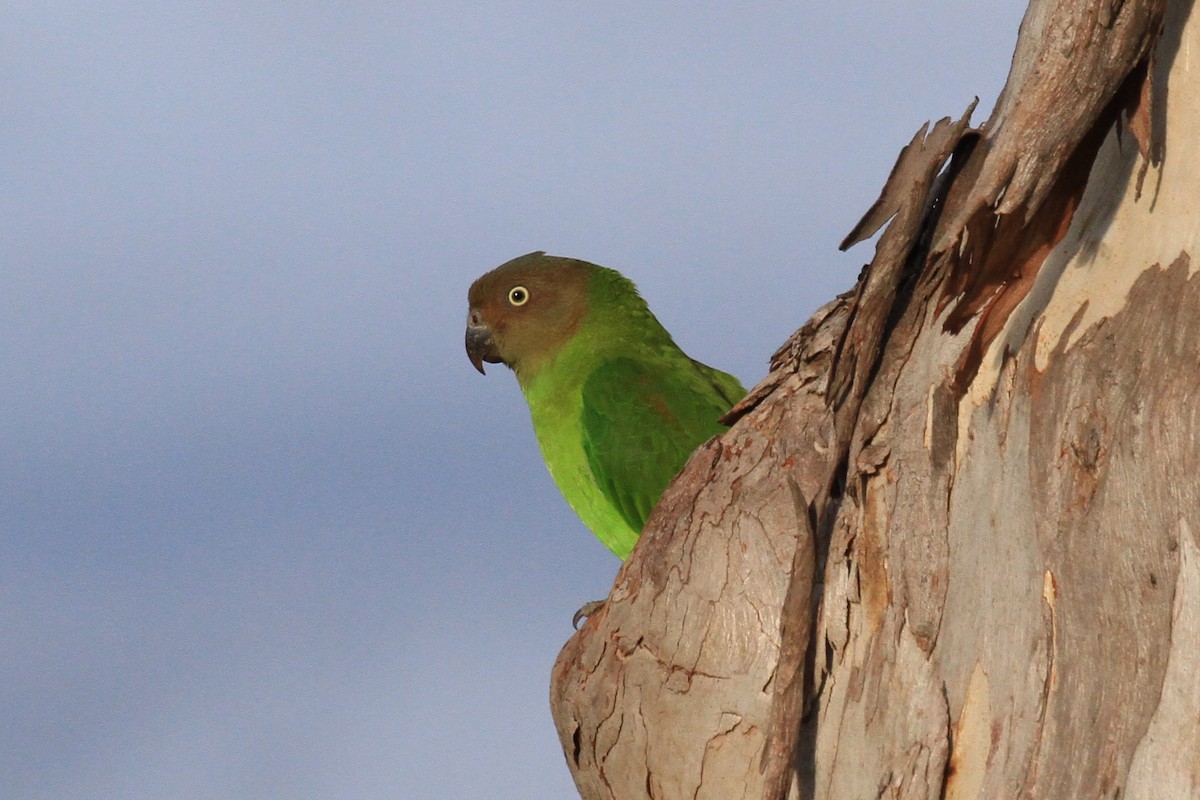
[{"xmin": 581, "ymin": 356, "xmax": 737, "ymax": 535}]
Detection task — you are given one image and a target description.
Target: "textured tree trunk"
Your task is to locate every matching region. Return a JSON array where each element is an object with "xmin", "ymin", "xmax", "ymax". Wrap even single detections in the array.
[{"xmin": 550, "ymin": 0, "xmax": 1200, "ymax": 797}]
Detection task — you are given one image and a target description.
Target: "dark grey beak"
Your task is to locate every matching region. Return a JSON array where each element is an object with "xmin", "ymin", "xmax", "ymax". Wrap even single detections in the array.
[{"xmin": 465, "ymin": 311, "xmax": 502, "ymax": 374}]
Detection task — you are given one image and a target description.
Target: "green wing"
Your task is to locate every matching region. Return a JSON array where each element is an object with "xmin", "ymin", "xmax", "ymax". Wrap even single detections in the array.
[{"xmin": 580, "ymin": 356, "xmax": 744, "ymax": 536}]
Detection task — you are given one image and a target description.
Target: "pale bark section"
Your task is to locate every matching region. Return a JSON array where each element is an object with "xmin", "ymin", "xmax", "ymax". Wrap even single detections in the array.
[
  {"xmin": 1026, "ymin": 0, "xmax": 1200, "ymax": 368},
  {"xmin": 1125, "ymin": 531, "xmax": 1200, "ymax": 798},
  {"xmin": 815, "ymin": 1, "xmax": 1200, "ymax": 796},
  {"xmin": 551, "ymin": 0, "xmax": 1200, "ymax": 797}
]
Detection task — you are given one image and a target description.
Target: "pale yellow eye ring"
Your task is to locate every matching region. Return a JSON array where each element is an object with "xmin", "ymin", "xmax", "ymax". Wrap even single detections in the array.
[{"xmin": 508, "ymin": 286, "xmax": 530, "ymax": 306}]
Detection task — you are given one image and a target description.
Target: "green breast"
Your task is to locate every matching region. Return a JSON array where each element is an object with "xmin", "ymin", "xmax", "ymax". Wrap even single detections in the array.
[
  {"xmin": 521, "ymin": 360, "xmax": 642, "ymax": 558},
  {"xmin": 519, "ymin": 343, "xmax": 743, "ymax": 559}
]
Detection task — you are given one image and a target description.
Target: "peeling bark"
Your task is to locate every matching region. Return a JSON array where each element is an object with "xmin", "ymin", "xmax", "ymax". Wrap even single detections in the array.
[{"xmin": 550, "ymin": 0, "xmax": 1200, "ymax": 797}]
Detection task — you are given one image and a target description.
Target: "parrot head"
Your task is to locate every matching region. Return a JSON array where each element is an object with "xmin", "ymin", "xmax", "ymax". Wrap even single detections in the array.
[{"xmin": 466, "ymin": 251, "xmax": 591, "ymax": 378}]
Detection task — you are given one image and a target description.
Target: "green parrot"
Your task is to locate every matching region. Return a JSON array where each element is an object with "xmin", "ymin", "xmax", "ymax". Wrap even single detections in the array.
[{"xmin": 466, "ymin": 251, "xmax": 745, "ymax": 559}]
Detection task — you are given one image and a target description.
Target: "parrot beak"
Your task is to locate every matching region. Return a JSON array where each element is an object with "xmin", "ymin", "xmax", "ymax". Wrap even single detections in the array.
[{"xmin": 465, "ymin": 310, "xmax": 502, "ymax": 374}]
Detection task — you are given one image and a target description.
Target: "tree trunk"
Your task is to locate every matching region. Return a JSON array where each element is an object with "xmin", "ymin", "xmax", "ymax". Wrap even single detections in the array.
[{"xmin": 550, "ymin": 0, "xmax": 1200, "ymax": 797}]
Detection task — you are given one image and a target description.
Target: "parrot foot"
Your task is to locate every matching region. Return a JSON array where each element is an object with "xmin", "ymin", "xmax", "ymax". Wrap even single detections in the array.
[{"xmin": 572, "ymin": 599, "xmax": 606, "ymax": 629}]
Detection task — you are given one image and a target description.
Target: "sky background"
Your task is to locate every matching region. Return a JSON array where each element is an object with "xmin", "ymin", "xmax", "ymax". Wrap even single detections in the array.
[{"xmin": 3, "ymin": 3, "xmax": 1026, "ymax": 798}]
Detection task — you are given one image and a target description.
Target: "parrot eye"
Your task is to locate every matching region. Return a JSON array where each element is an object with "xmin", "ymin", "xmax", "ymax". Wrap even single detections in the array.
[{"xmin": 508, "ymin": 286, "xmax": 530, "ymax": 306}]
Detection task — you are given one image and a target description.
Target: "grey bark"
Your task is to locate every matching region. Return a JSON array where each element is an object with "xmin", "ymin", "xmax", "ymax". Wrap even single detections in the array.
[{"xmin": 551, "ymin": 0, "xmax": 1200, "ymax": 797}]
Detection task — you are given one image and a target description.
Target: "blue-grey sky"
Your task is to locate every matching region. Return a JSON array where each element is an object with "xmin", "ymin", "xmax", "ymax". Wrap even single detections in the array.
[{"xmin": 3, "ymin": 4, "xmax": 1025, "ymax": 798}]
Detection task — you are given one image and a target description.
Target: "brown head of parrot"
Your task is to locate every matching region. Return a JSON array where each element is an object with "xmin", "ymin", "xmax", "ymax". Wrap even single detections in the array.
[{"xmin": 464, "ymin": 251, "xmax": 592, "ymax": 379}]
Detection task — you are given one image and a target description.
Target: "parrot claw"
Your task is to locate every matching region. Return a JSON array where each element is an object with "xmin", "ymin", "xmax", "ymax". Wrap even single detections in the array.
[{"xmin": 572, "ymin": 599, "xmax": 606, "ymax": 629}]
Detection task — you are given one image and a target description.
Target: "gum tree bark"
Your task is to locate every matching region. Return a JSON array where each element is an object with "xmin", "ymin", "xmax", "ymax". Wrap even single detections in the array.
[{"xmin": 550, "ymin": 0, "xmax": 1200, "ymax": 797}]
